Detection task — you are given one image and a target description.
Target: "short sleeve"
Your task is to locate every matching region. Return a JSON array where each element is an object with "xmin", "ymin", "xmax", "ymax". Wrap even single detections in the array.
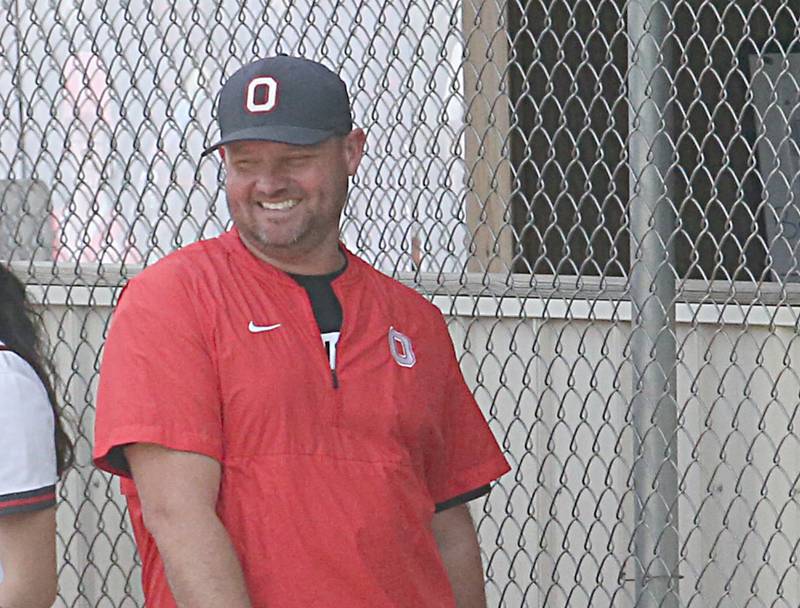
[
  {"xmin": 424, "ymin": 321, "xmax": 510, "ymax": 507},
  {"xmin": 0, "ymin": 360, "xmax": 57, "ymax": 516},
  {"xmin": 93, "ymin": 270, "xmax": 223, "ymax": 478}
]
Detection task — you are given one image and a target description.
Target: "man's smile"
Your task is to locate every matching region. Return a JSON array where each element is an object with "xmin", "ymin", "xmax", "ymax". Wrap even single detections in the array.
[{"xmin": 256, "ymin": 199, "xmax": 300, "ymax": 211}]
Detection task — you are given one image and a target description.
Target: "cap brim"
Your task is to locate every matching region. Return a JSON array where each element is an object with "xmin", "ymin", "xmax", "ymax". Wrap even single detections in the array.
[{"xmin": 201, "ymin": 125, "xmax": 346, "ymax": 157}]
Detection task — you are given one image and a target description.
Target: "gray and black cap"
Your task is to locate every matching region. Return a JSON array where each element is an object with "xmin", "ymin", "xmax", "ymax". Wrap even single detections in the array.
[{"xmin": 201, "ymin": 55, "xmax": 353, "ymax": 156}]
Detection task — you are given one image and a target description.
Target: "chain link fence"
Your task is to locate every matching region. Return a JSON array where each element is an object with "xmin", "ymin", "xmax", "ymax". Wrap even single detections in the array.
[{"xmin": 2, "ymin": 0, "xmax": 800, "ymax": 606}]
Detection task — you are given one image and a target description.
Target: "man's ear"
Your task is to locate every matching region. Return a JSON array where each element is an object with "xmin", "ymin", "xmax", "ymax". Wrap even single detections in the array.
[
  {"xmin": 344, "ymin": 129, "xmax": 366, "ymax": 176},
  {"xmin": 218, "ymin": 147, "xmax": 226, "ymax": 161}
]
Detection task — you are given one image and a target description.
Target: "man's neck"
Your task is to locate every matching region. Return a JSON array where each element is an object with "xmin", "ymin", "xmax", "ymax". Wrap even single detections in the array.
[{"xmin": 238, "ymin": 233, "xmax": 346, "ymax": 276}]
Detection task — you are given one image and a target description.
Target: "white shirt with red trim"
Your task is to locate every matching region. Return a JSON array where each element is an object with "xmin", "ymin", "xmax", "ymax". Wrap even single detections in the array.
[{"xmin": 0, "ymin": 342, "xmax": 57, "ymax": 516}]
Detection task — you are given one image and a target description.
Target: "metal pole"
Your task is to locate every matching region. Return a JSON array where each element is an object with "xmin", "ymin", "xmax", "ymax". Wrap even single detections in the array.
[
  {"xmin": 10, "ymin": 0, "xmax": 28, "ymax": 178},
  {"xmin": 627, "ymin": 1, "xmax": 679, "ymax": 607}
]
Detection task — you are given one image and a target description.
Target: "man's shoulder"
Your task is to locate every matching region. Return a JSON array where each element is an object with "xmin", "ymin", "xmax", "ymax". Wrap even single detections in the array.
[
  {"xmin": 113, "ymin": 235, "xmax": 235, "ymax": 314},
  {"xmin": 127, "ymin": 235, "xmax": 230, "ymax": 289},
  {"xmin": 351, "ymin": 256, "xmax": 442, "ymax": 319}
]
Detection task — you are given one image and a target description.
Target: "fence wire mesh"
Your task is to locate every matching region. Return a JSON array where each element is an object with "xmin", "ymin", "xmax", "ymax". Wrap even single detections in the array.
[{"xmin": 2, "ymin": 0, "xmax": 800, "ymax": 607}]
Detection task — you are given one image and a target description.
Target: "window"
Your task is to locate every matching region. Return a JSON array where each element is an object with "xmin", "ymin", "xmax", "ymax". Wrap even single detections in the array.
[{"xmin": 506, "ymin": 0, "xmax": 799, "ymax": 282}]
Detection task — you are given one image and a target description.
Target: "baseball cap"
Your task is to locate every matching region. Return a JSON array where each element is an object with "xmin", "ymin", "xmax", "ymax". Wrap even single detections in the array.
[{"xmin": 201, "ymin": 55, "xmax": 353, "ymax": 156}]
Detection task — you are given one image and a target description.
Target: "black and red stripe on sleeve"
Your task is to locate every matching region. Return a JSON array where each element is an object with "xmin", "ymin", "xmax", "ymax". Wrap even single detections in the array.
[
  {"xmin": 0, "ymin": 485, "xmax": 56, "ymax": 516},
  {"xmin": 434, "ymin": 484, "xmax": 492, "ymax": 512}
]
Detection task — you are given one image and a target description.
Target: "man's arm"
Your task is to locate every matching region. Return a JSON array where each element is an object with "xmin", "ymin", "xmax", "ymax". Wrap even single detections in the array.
[
  {"xmin": 431, "ymin": 503, "xmax": 487, "ymax": 608},
  {"xmin": 0, "ymin": 508, "xmax": 57, "ymax": 608},
  {"xmin": 125, "ymin": 443, "xmax": 251, "ymax": 608}
]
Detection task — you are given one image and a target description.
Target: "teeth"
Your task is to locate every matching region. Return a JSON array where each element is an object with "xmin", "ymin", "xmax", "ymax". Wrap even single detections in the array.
[{"xmin": 257, "ymin": 199, "xmax": 299, "ymax": 210}]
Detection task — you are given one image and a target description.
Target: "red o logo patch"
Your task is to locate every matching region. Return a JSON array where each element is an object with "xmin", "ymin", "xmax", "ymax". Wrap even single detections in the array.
[{"xmin": 388, "ymin": 327, "xmax": 416, "ymax": 368}]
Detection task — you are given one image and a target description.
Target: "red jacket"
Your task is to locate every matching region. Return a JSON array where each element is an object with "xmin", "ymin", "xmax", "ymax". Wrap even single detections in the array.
[{"xmin": 94, "ymin": 229, "xmax": 509, "ymax": 607}]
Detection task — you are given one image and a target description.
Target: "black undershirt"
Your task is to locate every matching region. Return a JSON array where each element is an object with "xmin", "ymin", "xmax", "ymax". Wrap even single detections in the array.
[
  {"xmin": 288, "ymin": 264, "xmax": 491, "ymax": 512},
  {"xmin": 288, "ymin": 266, "xmax": 345, "ymax": 334}
]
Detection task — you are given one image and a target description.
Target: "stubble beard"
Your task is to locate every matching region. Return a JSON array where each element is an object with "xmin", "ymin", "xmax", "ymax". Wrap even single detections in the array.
[
  {"xmin": 235, "ymin": 207, "xmax": 338, "ymax": 264},
  {"xmin": 240, "ymin": 215, "xmax": 308, "ymax": 256}
]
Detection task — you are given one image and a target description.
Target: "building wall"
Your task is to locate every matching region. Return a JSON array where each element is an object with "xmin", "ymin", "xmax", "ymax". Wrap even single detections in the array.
[{"xmin": 32, "ymin": 281, "xmax": 800, "ymax": 607}]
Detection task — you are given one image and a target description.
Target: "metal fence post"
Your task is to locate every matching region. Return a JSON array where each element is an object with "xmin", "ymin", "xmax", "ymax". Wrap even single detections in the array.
[
  {"xmin": 7, "ymin": 0, "xmax": 27, "ymax": 180},
  {"xmin": 627, "ymin": 1, "xmax": 680, "ymax": 607}
]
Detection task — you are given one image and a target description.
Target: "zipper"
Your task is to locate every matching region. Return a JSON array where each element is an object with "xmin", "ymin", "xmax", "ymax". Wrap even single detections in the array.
[{"xmin": 329, "ymin": 281, "xmax": 346, "ymax": 426}]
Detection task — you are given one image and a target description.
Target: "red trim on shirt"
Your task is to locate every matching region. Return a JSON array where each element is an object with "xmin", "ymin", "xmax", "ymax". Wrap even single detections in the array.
[{"xmin": 0, "ymin": 486, "xmax": 57, "ymax": 515}]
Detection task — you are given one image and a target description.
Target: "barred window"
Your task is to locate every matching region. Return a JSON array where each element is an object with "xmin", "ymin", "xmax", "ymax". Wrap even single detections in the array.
[{"xmin": 507, "ymin": 0, "xmax": 800, "ymax": 282}]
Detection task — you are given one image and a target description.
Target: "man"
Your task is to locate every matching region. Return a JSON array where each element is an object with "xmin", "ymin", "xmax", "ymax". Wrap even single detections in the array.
[{"xmin": 93, "ymin": 55, "xmax": 510, "ymax": 608}]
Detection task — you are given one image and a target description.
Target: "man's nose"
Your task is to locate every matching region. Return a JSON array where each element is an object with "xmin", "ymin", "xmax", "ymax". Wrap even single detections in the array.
[{"xmin": 254, "ymin": 169, "xmax": 290, "ymax": 198}]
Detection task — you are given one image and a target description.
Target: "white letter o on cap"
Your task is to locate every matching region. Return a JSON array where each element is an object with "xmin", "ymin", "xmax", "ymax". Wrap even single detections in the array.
[{"xmin": 246, "ymin": 76, "xmax": 278, "ymax": 113}]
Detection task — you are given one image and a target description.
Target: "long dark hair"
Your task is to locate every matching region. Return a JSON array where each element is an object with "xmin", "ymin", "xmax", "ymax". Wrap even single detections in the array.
[{"xmin": 0, "ymin": 265, "xmax": 73, "ymax": 476}]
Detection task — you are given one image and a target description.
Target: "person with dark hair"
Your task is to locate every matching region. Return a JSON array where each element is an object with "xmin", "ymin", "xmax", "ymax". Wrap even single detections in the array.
[{"xmin": 0, "ymin": 264, "xmax": 73, "ymax": 608}]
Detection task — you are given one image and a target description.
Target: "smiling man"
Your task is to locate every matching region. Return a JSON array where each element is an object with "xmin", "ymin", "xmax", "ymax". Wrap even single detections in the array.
[{"xmin": 93, "ymin": 55, "xmax": 509, "ymax": 608}]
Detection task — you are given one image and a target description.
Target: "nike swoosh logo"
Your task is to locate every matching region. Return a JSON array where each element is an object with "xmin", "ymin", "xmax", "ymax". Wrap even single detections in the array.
[{"xmin": 248, "ymin": 321, "xmax": 282, "ymax": 333}]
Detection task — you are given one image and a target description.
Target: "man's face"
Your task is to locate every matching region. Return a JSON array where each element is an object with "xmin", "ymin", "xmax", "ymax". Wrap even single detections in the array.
[{"xmin": 223, "ymin": 130, "xmax": 365, "ymax": 266}]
